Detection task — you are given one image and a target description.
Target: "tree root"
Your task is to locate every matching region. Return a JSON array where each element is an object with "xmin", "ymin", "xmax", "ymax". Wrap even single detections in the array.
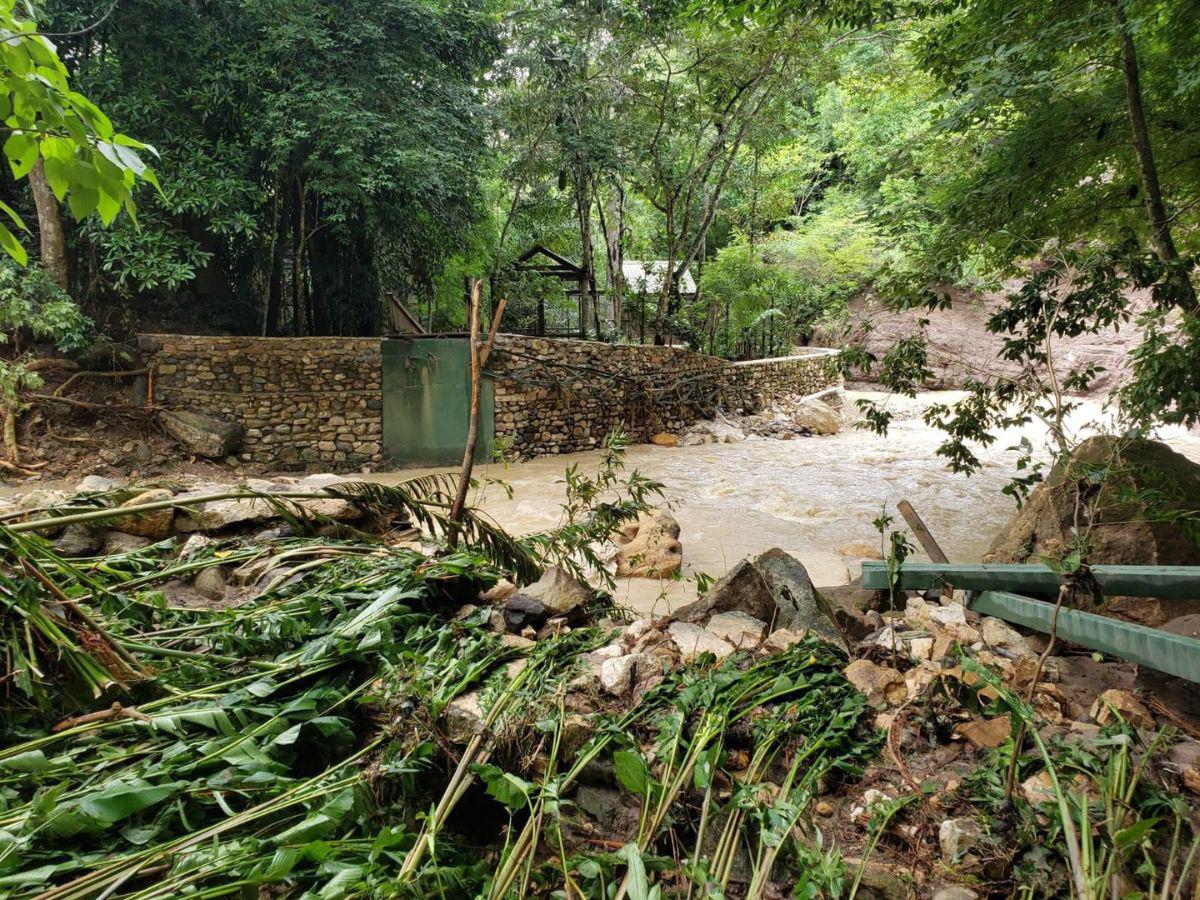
[{"xmin": 52, "ymin": 367, "xmax": 148, "ymax": 397}]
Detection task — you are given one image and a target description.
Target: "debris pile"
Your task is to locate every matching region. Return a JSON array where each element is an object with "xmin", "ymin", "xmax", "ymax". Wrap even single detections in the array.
[
  {"xmin": 2, "ymin": 473, "xmax": 1197, "ymax": 898},
  {"xmin": 677, "ymin": 388, "xmax": 846, "ymax": 445}
]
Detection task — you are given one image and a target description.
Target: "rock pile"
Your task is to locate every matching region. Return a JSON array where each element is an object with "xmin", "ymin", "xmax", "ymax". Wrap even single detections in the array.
[{"xmin": 677, "ymin": 389, "xmax": 846, "ymax": 445}]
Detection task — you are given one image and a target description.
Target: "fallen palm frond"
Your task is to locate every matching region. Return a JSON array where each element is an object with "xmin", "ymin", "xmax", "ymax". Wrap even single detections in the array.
[{"xmin": 0, "ymin": 442, "xmax": 891, "ymax": 898}]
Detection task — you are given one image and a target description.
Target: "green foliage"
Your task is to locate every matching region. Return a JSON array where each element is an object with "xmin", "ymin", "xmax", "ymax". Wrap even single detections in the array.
[
  {"xmin": 0, "ymin": 0, "xmax": 156, "ymax": 262},
  {"xmin": 0, "ymin": 262, "xmax": 90, "ymax": 354},
  {"xmin": 0, "ymin": 263, "xmax": 92, "ymax": 428}
]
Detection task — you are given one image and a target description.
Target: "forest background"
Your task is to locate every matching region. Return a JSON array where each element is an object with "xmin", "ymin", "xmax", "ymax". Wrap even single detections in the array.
[{"xmin": 5, "ymin": 0, "xmax": 1199, "ymax": 432}]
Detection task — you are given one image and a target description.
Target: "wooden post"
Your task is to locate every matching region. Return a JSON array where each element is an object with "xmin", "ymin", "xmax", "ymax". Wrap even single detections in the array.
[
  {"xmin": 448, "ymin": 283, "xmax": 505, "ymax": 543},
  {"xmin": 897, "ymin": 499, "xmax": 954, "ymax": 602}
]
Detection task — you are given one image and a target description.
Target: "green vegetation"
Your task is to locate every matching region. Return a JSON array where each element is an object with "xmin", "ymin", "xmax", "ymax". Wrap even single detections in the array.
[{"xmin": 0, "ymin": 0, "xmax": 1193, "ymax": 446}]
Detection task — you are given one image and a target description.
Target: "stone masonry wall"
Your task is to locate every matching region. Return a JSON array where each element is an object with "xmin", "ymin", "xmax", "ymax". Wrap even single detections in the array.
[
  {"xmin": 139, "ymin": 334, "xmax": 383, "ymax": 469},
  {"xmin": 141, "ymin": 333, "xmax": 839, "ymax": 468},
  {"xmin": 721, "ymin": 351, "xmax": 840, "ymax": 413},
  {"xmin": 488, "ymin": 336, "xmax": 839, "ymax": 457}
]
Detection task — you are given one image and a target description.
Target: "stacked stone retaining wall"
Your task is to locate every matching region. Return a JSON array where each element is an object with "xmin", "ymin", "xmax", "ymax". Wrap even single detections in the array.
[
  {"xmin": 138, "ymin": 334, "xmax": 383, "ymax": 468},
  {"xmin": 487, "ymin": 336, "xmax": 838, "ymax": 455},
  {"xmin": 140, "ymin": 333, "xmax": 839, "ymax": 467}
]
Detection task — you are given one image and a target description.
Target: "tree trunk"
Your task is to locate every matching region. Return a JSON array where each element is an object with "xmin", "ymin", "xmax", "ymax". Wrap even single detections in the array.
[
  {"xmin": 1111, "ymin": 0, "xmax": 1197, "ymax": 309},
  {"xmin": 29, "ymin": 160, "xmax": 68, "ymax": 291},
  {"xmin": 571, "ymin": 163, "xmax": 598, "ymax": 338}
]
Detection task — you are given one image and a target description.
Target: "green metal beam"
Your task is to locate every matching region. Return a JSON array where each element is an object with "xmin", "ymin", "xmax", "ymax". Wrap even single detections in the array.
[
  {"xmin": 860, "ymin": 561, "xmax": 1200, "ymax": 599},
  {"xmin": 968, "ymin": 590, "xmax": 1200, "ymax": 684}
]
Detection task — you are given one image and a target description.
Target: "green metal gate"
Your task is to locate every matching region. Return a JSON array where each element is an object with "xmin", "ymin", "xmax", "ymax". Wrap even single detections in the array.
[{"xmin": 381, "ymin": 337, "xmax": 494, "ymax": 467}]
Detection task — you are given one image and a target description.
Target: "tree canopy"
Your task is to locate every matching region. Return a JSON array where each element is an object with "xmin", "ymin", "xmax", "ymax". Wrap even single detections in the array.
[{"xmin": 1, "ymin": 0, "xmax": 1196, "ymax": 436}]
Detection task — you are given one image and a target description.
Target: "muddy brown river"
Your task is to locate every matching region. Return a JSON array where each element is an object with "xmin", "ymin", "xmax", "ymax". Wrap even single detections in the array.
[{"xmin": 370, "ymin": 390, "xmax": 1200, "ymax": 615}]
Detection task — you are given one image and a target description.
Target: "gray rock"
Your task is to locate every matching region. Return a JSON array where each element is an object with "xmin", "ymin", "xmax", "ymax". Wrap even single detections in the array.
[
  {"xmin": 75, "ymin": 474, "xmax": 116, "ymax": 493},
  {"xmin": 667, "ymin": 622, "xmax": 734, "ymax": 661},
  {"xmin": 704, "ymin": 611, "xmax": 768, "ymax": 647},
  {"xmin": 520, "ymin": 566, "xmax": 591, "ymax": 616},
  {"xmin": 980, "ymin": 617, "xmax": 1036, "ymax": 657},
  {"xmin": 160, "ymin": 410, "xmax": 244, "ymax": 459},
  {"xmin": 792, "ymin": 396, "xmax": 841, "ymax": 435},
  {"xmin": 54, "ymin": 524, "xmax": 103, "ymax": 557},
  {"xmin": 104, "ymin": 531, "xmax": 152, "ymax": 555},
  {"xmin": 673, "ymin": 548, "xmax": 844, "ymax": 646},
  {"xmin": 933, "ymin": 887, "xmax": 979, "ymax": 900},
  {"xmin": 599, "ymin": 654, "xmax": 638, "ymax": 694},
  {"xmin": 939, "ymin": 817, "xmax": 982, "ymax": 864},
  {"xmin": 192, "ymin": 566, "xmax": 228, "ymax": 602}
]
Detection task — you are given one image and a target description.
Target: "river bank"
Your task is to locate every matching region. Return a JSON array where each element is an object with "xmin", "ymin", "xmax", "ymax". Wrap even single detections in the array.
[{"xmin": 369, "ymin": 390, "xmax": 1200, "ymax": 615}]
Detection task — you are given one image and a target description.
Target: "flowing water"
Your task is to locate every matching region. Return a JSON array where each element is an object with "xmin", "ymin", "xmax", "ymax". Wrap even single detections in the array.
[{"xmin": 372, "ymin": 390, "xmax": 1200, "ymax": 615}]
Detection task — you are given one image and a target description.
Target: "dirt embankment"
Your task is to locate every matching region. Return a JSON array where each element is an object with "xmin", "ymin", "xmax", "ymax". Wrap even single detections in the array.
[{"xmin": 824, "ymin": 283, "xmax": 1153, "ymax": 393}]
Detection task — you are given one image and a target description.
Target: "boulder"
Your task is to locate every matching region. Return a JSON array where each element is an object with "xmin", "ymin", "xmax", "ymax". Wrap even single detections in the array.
[
  {"xmin": 704, "ymin": 611, "xmax": 768, "ymax": 647},
  {"xmin": 75, "ymin": 474, "xmax": 116, "ymax": 493},
  {"xmin": 986, "ymin": 436, "xmax": 1200, "ymax": 625},
  {"xmin": 667, "ymin": 622, "xmax": 735, "ymax": 661},
  {"xmin": 792, "ymin": 397, "xmax": 841, "ymax": 435},
  {"xmin": 613, "ymin": 509, "xmax": 683, "ymax": 579},
  {"xmin": 53, "ymin": 524, "xmax": 103, "ymax": 557},
  {"xmin": 520, "ymin": 566, "xmax": 592, "ymax": 616},
  {"xmin": 104, "ymin": 532, "xmax": 152, "ymax": 555},
  {"xmin": 160, "ymin": 410, "xmax": 244, "ymax": 459},
  {"xmin": 673, "ymin": 548, "xmax": 844, "ymax": 646},
  {"xmin": 112, "ymin": 488, "xmax": 176, "ymax": 539}
]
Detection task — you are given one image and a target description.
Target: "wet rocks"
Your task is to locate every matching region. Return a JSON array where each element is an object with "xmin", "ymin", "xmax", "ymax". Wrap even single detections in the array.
[
  {"xmin": 674, "ymin": 548, "xmax": 844, "ymax": 645},
  {"xmin": 518, "ymin": 566, "xmax": 591, "ymax": 617},
  {"xmin": 792, "ymin": 396, "xmax": 842, "ymax": 435},
  {"xmin": 844, "ymin": 659, "xmax": 907, "ymax": 708},
  {"xmin": 159, "ymin": 409, "xmax": 245, "ymax": 459},
  {"xmin": 112, "ymin": 488, "xmax": 176, "ymax": 539},
  {"xmin": 612, "ymin": 509, "xmax": 682, "ymax": 579}
]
